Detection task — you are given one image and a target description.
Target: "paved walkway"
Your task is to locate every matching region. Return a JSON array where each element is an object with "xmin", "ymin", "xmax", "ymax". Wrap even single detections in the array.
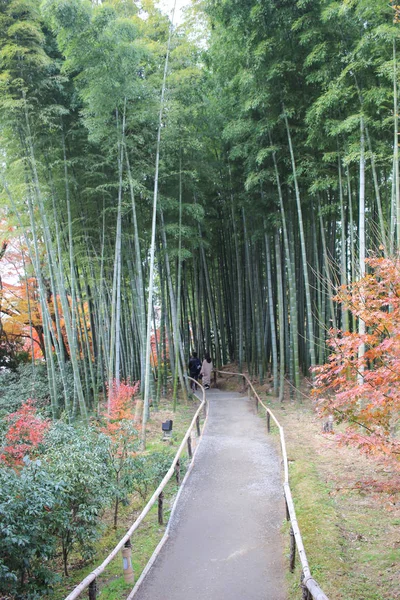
[{"xmin": 133, "ymin": 390, "xmax": 287, "ymax": 600}]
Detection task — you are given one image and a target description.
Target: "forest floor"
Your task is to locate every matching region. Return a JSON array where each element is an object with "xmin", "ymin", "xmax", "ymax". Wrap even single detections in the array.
[{"xmin": 216, "ymin": 368, "xmax": 400, "ymax": 600}]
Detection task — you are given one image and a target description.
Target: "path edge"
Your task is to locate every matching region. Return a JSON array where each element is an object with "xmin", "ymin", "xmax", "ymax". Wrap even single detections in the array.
[{"xmin": 126, "ymin": 394, "xmax": 211, "ymax": 599}]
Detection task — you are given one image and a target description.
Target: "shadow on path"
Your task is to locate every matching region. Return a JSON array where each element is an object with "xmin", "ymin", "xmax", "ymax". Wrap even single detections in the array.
[{"xmin": 132, "ymin": 389, "xmax": 287, "ymax": 600}]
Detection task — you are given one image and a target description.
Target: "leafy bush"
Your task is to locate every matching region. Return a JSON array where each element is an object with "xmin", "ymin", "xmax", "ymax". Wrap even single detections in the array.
[
  {"xmin": 43, "ymin": 423, "xmax": 113, "ymax": 576},
  {"xmin": 0, "ymin": 407, "xmax": 188, "ymax": 597},
  {"xmin": 0, "ymin": 363, "xmax": 75, "ymax": 416},
  {"xmin": 0, "ymin": 459, "xmax": 60, "ymax": 597},
  {"xmin": 0, "ymin": 422, "xmax": 115, "ymax": 592},
  {"xmin": 130, "ymin": 450, "xmax": 177, "ymax": 500}
]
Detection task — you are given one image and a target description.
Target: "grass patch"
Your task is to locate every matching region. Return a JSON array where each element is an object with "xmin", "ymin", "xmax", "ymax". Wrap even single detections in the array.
[
  {"xmin": 247, "ymin": 376, "xmax": 400, "ymax": 600},
  {"xmin": 285, "ymin": 457, "xmax": 344, "ymax": 599}
]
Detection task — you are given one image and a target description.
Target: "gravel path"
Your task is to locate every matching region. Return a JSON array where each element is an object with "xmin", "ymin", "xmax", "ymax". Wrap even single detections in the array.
[{"xmin": 132, "ymin": 389, "xmax": 287, "ymax": 600}]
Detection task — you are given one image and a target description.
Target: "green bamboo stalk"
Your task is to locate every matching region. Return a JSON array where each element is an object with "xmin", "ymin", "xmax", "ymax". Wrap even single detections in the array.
[
  {"xmin": 358, "ymin": 116, "xmax": 366, "ymax": 385},
  {"xmin": 173, "ymin": 158, "xmax": 183, "ymax": 409},
  {"xmin": 265, "ymin": 232, "xmax": 278, "ymax": 396},
  {"xmin": 338, "ymin": 152, "xmax": 349, "ymax": 332},
  {"xmin": 269, "ymin": 133, "xmax": 300, "ymax": 394},
  {"xmin": 275, "ymin": 233, "xmax": 285, "ymax": 402},
  {"xmin": 283, "ymin": 112, "xmax": 316, "ymax": 371}
]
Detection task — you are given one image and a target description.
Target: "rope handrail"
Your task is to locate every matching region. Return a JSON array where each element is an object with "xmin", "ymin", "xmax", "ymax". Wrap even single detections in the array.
[
  {"xmin": 215, "ymin": 369, "xmax": 329, "ymax": 600},
  {"xmin": 65, "ymin": 381, "xmax": 207, "ymax": 600}
]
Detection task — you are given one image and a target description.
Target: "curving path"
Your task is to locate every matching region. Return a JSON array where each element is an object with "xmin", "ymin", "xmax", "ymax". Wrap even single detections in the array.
[{"xmin": 132, "ymin": 389, "xmax": 287, "ymax": 600}]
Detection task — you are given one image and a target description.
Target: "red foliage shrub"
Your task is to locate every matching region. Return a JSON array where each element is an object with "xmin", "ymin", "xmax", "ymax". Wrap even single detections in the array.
[
  {"xmin": 313, "ymin": 256, "xmax": 400, "ymax": 471},
  {"xmin": 1, "ymin": 400, "xmax": 50, "ymax": 466},
  {"xmin": 101, "ymin": 379, "xmax": 140, "ymax": 452},
  {"xmin": 105, "ymin": 379, "xmax": 140, "ymax": 421}
]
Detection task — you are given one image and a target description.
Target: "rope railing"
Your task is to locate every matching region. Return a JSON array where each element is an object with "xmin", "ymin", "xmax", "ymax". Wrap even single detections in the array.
[
  {"xmin": 215, "ymin": 369, "xmax": 329, "ymax": 600},
  {"xmin": 64, "ymin": 380, "xmax": 207, "ymax": 600}
]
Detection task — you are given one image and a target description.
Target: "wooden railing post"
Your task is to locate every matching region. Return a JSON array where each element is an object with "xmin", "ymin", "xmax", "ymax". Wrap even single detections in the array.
[
  {"xmin": 301, "ymin": 573, "xmax": 312, "ymax": 600},
  {"xmin": 187, "ymin": 435, "xmax": 193, "ymax": 459},
  {"xmin": 158, "ymin": 491, "xmax": 164, "ymax": 525},
  {"xmin": 290, "ymin": 526, "xmax": 296, "ymax": 572},
  {"xmin": 88, "ymin": 579, "xmax": 97, "ymax": 600},
  {"xmin": 122, "ymin": 539, "xmax": 135, "ymax": 583},
  {"xmin": 196, "ymin": 415, "xmax": 201, "ymax": 437},
  {"xmin": 285, "ymin": 498, "xmax": 290, "ymax": 522},
  {"xmin": 267, "ymin": 412, "xmax": 271, "ymax": 433},
  {"xmin": 213, "ymin": 370, "xmax": 217, "ymax": 387},
  {"xmin": 175, "ymin": 459, "xmax": 181, "ymax": 485}
]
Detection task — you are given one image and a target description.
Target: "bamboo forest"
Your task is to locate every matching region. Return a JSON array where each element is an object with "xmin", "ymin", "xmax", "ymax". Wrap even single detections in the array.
[{"xmin": 1, "ymin": 0, "xmax": 400, "ymax": 598}]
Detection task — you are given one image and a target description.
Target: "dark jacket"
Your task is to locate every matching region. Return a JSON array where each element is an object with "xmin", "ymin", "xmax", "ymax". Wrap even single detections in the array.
[{"xmin": 188, "ymin": 357, "xmax": 201, "ymax": 377}]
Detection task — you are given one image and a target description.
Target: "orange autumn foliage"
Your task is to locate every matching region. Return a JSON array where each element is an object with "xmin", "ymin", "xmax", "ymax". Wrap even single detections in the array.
[
  {"xmin": 0, "ymin": 236, "xmax": 95, "ymax": 362},
  {"xmin": 150, "ymin": 328, "xmax": 169, "ymax": 367},
  {"xmin": 100, "ymin": 379, "xmax": 140, "ymax": 456},
  {"xmin": 313, "ymin": 256, "xmax": 400, "ymax": 474}
]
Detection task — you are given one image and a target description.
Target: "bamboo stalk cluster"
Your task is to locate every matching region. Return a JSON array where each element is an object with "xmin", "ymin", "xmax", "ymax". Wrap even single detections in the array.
[{"xmin": 1, "ymin": 0, "xmax": 399, "ymax": 419}]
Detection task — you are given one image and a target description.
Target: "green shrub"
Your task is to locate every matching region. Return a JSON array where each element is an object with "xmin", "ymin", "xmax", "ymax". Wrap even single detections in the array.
[
  {"xmin": 0, "ymin": 423, "xmax": 115, "ymax": 593},
  {"xmin": 130, "ymin": 450, "xmax": 177, "ymax": 500},
  {"xmin": 43, "ymin": 423, "xmax": 113, "ymax": 576},
  {"xmin": 0, "ymin": 459, "xmax": 60, "ymax": 597},
  {"xmin": 0, "ymin": 363, "xmax": 75, "ymax": 416}
]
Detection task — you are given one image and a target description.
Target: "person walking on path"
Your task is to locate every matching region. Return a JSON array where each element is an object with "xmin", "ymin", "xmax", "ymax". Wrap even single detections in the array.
[
  {"xmin": 200, "ymin": 353, "xmax": 213, "ymax": 389},
  {"xmin": 188, "ymin": 351, "xmax": 202, "ymax": 391}
]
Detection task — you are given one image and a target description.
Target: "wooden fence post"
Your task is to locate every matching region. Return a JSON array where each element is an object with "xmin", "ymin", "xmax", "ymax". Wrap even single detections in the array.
[
  {"xmin": 213, "ymin": 370, "xmax": 217, "ymax": 387},
  {"xmin": 196, "ymin": 415, "xmax": 201, "ymax": 437},
  {"xmin": 187, "ymin": 435, "xmax": 193, "ymax": 459},
  {"xmin": 290, "ymin": 527, "xmax": 296, "ymax": 572},
  {"xmin": 122, "ymin": 539, "xmax": 135, "ymax": 583},
  {"xmin": 88, "ymin": 579, "xmax": 97, "ymax": 600},
  {"xmin": 158, "ymin": 491, "xmax": 164, "ymax": 525},
  {"xmin": 175, "ymin": 459, "xmax": 181, "ymax": 485},
  {"xmin": 267, "ymin": 412, "xmax": 271, "ymax": 433},
  {"xmin": 301, "ymin": 572, "xmax": 312, "ymax": 600}
]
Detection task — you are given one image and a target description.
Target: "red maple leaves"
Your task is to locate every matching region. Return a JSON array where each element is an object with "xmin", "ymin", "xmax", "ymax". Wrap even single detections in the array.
[
  {"xmin": 0, "ymin": 400, "xmax": 50, "ymax": 466},
  {"xmin": 101, "ymin": 379, "xmax": 140, "ymax": 446},
  {"xmin": 313, "ymin": 256, "xmax": 400, "ymax": 470}
]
